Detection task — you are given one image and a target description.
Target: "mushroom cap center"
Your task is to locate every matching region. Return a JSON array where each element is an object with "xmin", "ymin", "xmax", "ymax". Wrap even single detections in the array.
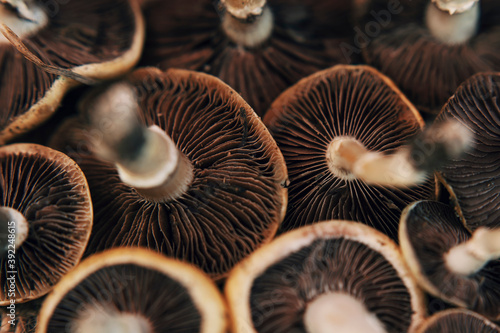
[
  {"xmin": 0, "ymin": 1, "xmax": 48, "ymax": 45},
  {"xmin": 0, "ymin": 206, "xmax": 28, "ymax": 254},
  {"xmin": 73, "ymin": 306, "xmax": 152, "ymax": 333},
  {"xmin": 303, "ymin": 292, "xmax": 387, "ymax": 333},
  {"xmin": 325, "ymin": 136, "xmax": 367, "ymax": 181}
]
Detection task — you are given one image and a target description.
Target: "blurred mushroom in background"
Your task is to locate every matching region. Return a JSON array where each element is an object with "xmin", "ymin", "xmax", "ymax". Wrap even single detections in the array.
[
  {"xmin": 50, "ymin": 67, "xmax": 288, "ymax": 281},
  {"xmin": 0, "ymin": 0, "xmax": 144, "ymax": 144},
  {"xmin": 414, "ymin": 309, "xmax": 500, "ymax": 333},
  {"xmin": 435, "ymin": 72, "xmax": 500, "ymax": 231},
  {"xmin": 139, "ymin": 0, "xmax": 359, "ymax": 116},
  {"xmin": 359, "ymin": 0, "xmax": 500, "ymax": 115}
]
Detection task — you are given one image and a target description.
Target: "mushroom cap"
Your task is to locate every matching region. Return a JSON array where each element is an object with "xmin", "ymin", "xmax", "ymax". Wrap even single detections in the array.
[
  {"xmin": 0, "ymin": 0, "xmax": 144, "ymax": 144},
  {"xmin": 399, "ymin": 200, "xmax": 500, "ymax": 320},
  {"xmin": 225, "ymin": 220, "xmax": 426, "ymax": 333},
  {"xmin": 263, "ymin": 64, "xmax": 434, "ymax": 240},
  {"xmin": 51, "ymin": 67, "xmax": 288, "ymax": 280},
  {"xmin": 139, "ymin": 0, "xmax": 356, "ymax": 116},
  {"xmin": 36, "ymin": 247, "xmax": 228, "ymax": 333},
  {"xmin": 435, "ymin": 72, "xmax": 500, "ymax": 231},
  {"xmin": 0, "ymin": 298, "xmax": 41, "ymax": 333},
  {"xmin": 0, "ymin": 143, "xmax": 92, "ymax": 305},
  {"xmin": 360, "ymin": 0, "xmax": 500, "ymax": 114},
  {"xmin": 414, "ymin": 309, "xmax": 500, "ymax": 333}
]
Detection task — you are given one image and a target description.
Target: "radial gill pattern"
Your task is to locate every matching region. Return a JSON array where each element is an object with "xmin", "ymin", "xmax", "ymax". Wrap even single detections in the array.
[
  {"xmin": 436, "ymin": 73, "xmax": 500, "ymax": 231},
  {"xmin": 249, "ymin": 237, "xmax": 414, "ymax": 333},
  {"xmin": 361, "ymin": 0, "xmax": 500, "ymax": 114},
  {"xmin": 264, "ymin": 65, "xmax": 434, "ymax": 240},
  {"xmin": 0, "ymin": 0, "xmax": 136, "ymax": 130},
  {"xmin": 0, "ymin": 144, "xmax": 92, "ymax": 304},
  {"xmin": 53, "ymin": 68, "xmax": 287, "ymax": 280},
  {"xmin": 140, "ymin": 0, "xmax": 354, "ymax": 116}
]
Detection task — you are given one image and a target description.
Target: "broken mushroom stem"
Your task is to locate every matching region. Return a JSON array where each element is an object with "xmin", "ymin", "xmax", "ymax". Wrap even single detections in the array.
[
  {"xmin": 326, "ymin": 119, "xmax": 472, "ymax": 187},
  {"xmin": 220, "ymin": 0, "xmax": 273, "ymax": 48},
  {"xmin": 304, "ymin": 292, "xmax": 387, "ymax": 333},
  {"xmin": 445, "ymin": 227, "xmax": 500, "ymax": 276},
  {"xmin": 0, "ymin": 206, "xmax": 28, "ymax": 255},
  {"xmin": 88, "ymin": 83, "xmax": 194, "ymax": 203},
  {"xmin": 425, "ymin": 0, "xmax": 480, "ymax": 44}
]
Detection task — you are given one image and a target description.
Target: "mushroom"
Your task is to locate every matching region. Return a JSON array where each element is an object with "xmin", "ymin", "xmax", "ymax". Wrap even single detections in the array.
[
  {"xmin": 0, "ymin": 0, "xmax": 144, "ymax": 144},
  {"xmin": 36, "ymin": 247, "xmax": 227, "ymax": 333},
  {"xmin": 225, "ymin": 220, "xmax": 426, "ymax": 333},
  {"xmin": 359, "ymin": 0, "xmax": 500, "ymax": 114},
  {"xmin": 414, "ymin": 309, "xmax": 500, "ymax": 333},
  {"xmin": 139, "ymin": 0, "xmax": 356, "ymax": 116},
  {"xmin": 0, "ymin": 298, "xmax": 41, "ymax": 333},
  {"xmin": 262, "ymin": 64, "xmax": 469, "ymax": 240},
  {"xmin": 0, "ymin": 143, "xmax": 92, "ymax": 304},
  {"xmin": 50, "ymin": 67, "xmax": 288, "ymax": 280},
  {"xmin": 434, "ymin": 72, "xmax": 499, "ymax": 231},
  {"xmin": 399, "ymin": 200, "xmax": 500, "ymax": 320}
]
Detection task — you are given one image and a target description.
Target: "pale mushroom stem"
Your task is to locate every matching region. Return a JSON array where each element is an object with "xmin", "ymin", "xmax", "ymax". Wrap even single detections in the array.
[
  {"xmin": 74, "ymin": 308, "xmax": 152, "ymax": 333},
  {"xmin": 325, "ymin": 120, "xmax": 472, "ymax": 187},
  {"xmin": 89, "ymin": 83, "xmax": 194, "ymax": 203},
  {"xmin": 425, "ymin": 0, "xmax": 480, "ymax": 44},
  {"xmin": 220, "ymin": 0, "xmax": 273, "ymax": 48},
  {"xmin": 0, "ymin": 0, "xmax": 48, "ymax": 44},
  {"xmin": 445, "ymin": 227, "xmax": 500, "ymax": 276},
  {"xmin": 303, "ymin": 292, "xmax": 387, "ymax": 333},
  {"xmin": 0, "ymin": 206, "xmax": 29, "ymax": 255}
]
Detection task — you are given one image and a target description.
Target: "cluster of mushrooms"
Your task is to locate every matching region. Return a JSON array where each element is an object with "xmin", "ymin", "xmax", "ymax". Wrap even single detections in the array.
[{"xmin": 0, "ymin": 0, "xmax": 499, "ymax": 332}]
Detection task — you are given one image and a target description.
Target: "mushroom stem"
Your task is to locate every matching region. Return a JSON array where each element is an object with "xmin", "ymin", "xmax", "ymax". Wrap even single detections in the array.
[
  {"xmin": 221, "ymin": 0, "xmax": 273, "ymax": 48},
  {"xmin": 445, "ymin": 227, "xmax": 500, "ymax": 276},
  {"xmin": 0, "ymin": 207, "xmax": 28, "ymax": 256},
  {"xmin": 0, "ymin": 0, "xmax": 48, "ymax": 44},
  {"xmin": 325, "ymin": 120, "xmax": 472, "ymax": 187},
  {"xmin": 74, "ymin": 308, "xmax": 152, "ymax": 333},
  {"xmin": 303, "ymin": 292, "xmax": 387, "ymax": 333},
  {"xmin": 425, "ymin": 0, "xmax": 480, "ymax": 44},
  {"xmin": 88, "ymin": 83, "xmax": 194, "ymax": 203}
]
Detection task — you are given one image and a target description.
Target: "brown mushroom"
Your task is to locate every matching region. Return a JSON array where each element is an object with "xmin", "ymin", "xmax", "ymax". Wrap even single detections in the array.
[
  {"xmin": 359, "ymin": 0, "xmax": 500, "ymax": 114},
  {"xmin": 399, "ymin": 200, "xmax": 500, "ymax": 320},
  {"xmin": 414, "ymin": 309, "xmax": 500, "ymax": 333},
  {"xmin": 225, "ymin": 220, "xmax": 426, "ymax": 333},
  {"xmin": 0, "ymin": 0, "xmax": 144, "ymax": 144},
  {"xmin": 50, "ymin": 67, "xmax": 288, "ymax": 280},
  {"xmin": 0, "ymin": 143, "xmax": 92, "ymax": 305},
  {"xmin": 435, "ymin": 72, "xmax": 500, "ymax": 231},
  {"xmin": 36, "ymin": 247, "xmax": 227, "ymax": 333},
  {"xmin": 263, "ymin": 64, "xmax": 439, "ymax": 240},
  {"xmin": 0, "ymin": 298, "xmax": 41, "ymax": 333},
  {"xmin": 139, "ymin": 0, "xmax": 357, "ymax": 116}
]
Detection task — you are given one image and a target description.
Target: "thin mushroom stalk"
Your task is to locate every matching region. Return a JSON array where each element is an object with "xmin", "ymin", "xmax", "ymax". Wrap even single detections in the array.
[
  {"xmin": 220, "ymin": 0, "xmax": 273, "ymax": 48},
  {"xmin": 425, "ymin": 0, "xmax": 480, "ymax": 44},
  {"xmin": 0, "ymin": 206, "xmax": 28, "ymax": 256},
  {"xmin": 304, "ymin": 292, "xmax": 387, "ymax": 333},
  {"xmin": 87, "ymin": 83, "xmax": 194, "ymax": 203},
  {"xmin": 445, "ymin": 227, "xmax": 500, "ymax": 276},
  {"xmin": 326, "ymin": 119, "xmax": 472, "ymax": 187}
]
